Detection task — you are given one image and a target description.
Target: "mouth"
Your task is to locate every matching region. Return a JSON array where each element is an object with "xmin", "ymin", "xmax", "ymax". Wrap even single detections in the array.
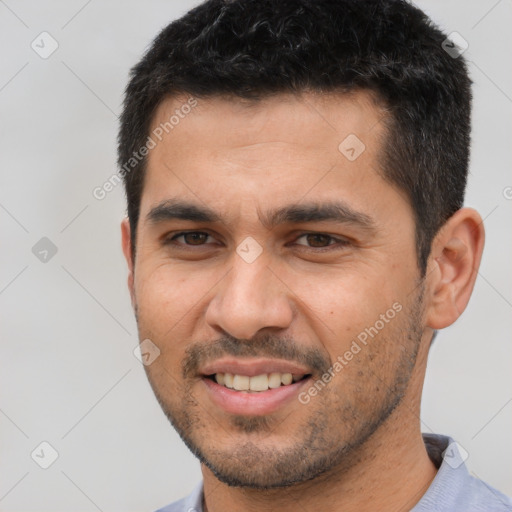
[
  {"xmin": 199, "ymin": 359, "xmax": 314, "ymax": 415},
  {"xmin": 205, "ymin": 372, "xmax": 311, "ymax": 392}
]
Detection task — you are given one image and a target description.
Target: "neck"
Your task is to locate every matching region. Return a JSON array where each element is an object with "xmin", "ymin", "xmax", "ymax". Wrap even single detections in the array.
[
  {"xmin": 202, "ymin": 408, "xmax": 437, "ymax": 512},
  {"xmin": 202, "ymin": 342, "xmax": 437, "ymax": 512}
]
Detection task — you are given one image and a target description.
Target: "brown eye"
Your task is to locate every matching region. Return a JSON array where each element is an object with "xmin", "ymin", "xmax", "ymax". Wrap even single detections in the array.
[
  {"xmin": 169, "ymin": 231, "xmax": 212, "ymax": 245},
  {"xmin": 293, "ymin": 233, "xmax": 350, "ymax": 251},
  {"xmin": 296, "ymin": 233, "xmax": 335, "ymax": 247},
  {"xmin": 183, "ymin": 232, "xmax": 208, "ymax": 245},
  {"xmin": 304, "ymin": 234, "xmax": 332, "ymax": 247}
]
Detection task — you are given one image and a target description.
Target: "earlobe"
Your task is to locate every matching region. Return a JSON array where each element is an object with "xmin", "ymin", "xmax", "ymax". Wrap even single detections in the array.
[
  {"xmin": 121, "ymin": 218, "xmax": 136, "ymax": 308},
  {"xmin": 425, "ymin": 208, "xmax": 485, "ymax": 330}
]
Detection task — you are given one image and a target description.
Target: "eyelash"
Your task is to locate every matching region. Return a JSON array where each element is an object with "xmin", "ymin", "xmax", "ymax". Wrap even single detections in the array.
[{"xmin": 165, "ymin": 231, "xmax": 350, "ymax": 251}]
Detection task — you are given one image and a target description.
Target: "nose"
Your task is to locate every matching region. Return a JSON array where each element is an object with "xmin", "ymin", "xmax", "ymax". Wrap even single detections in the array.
[{"xmin": 205, "ymin": 255, "xmax": 294, "ymax": 340}]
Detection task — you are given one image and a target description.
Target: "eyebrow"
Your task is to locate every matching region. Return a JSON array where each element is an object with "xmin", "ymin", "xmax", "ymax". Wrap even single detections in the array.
[
  {"xmin": 145, "ymin": 198, "xmax": 375, "ymax": 232},
  {"xmin": 260, "ymin": 202, "xmax": 375, "ymax": 231},
  {"xmin": 146, "ymin": 200, "xmax": 221, "ymax": 225}
]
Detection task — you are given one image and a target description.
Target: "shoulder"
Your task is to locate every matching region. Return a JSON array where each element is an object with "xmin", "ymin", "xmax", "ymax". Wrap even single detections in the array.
[
  {"xmin": 414, "ymin": 434, "xmax": 512, "ymax": 511},
  {"xmin": 427, "ymin": 471, "xmax": 512, "ymax": 511},
  {"xmin": 154, "ymin": 481, "xmax": 203, "ymax": 512}
]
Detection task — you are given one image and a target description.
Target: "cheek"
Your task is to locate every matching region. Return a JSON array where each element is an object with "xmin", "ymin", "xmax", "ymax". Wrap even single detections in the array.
[
  {"xmin": 133, "ymin": 262, "xmax": 212, "ymax": 342},
  {"xmin": 292, "ymin": 266, "xmax": 402, "ymax": 340}
]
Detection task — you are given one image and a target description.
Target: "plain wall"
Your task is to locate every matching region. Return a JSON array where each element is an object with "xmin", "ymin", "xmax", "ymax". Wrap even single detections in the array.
[{"xmin": 1, "ymin": 1, "xmax": 510, "ymax": 510}]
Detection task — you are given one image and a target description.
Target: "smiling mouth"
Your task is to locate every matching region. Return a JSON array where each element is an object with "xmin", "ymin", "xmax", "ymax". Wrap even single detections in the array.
[{"xmin": 205, "ymin": 372, "xmax": 311, "ymax": 392}]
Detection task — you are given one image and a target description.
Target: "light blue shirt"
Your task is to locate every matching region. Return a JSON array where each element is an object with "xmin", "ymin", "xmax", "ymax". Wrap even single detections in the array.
[{"xmin": 156, "ymin": 434, "xmax": 512, "ymax": 511}]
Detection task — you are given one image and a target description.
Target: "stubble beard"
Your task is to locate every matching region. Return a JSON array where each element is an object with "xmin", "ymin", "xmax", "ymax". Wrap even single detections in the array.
[{"xmin": 138, "ymin": 286, "xmax": 425, "ymax": 489}]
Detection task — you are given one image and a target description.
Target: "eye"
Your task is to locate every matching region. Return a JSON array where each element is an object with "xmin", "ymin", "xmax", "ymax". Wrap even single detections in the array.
[
  {"xmin": 294, "ymin": 233, "xmax": 349, "ymax": 249},
  {"xmin": 167, "ymin": 231, "xmax": 215, "ymax": 246}
]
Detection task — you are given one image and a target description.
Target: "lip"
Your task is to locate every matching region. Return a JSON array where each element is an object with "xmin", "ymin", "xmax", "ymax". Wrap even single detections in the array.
[
  {"xmin": 202, "ymin": 376, "xmax": 311, "ymax": 416},
  {"xmin": 200, "ymin": 357, "xmax": 311, "ymax": 378}
]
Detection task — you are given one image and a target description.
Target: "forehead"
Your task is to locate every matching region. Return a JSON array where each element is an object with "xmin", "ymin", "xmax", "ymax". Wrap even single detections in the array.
[
  {"xmin": 142, "ymin": 90, "xmax": 398, "ymax": 222},
  {"xmin": 149, "ymin": 90, "xmax": 386, "ymax": 156}
]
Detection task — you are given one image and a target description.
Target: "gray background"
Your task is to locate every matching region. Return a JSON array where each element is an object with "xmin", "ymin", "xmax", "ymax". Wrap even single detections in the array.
[{"xmin": 0, "ymin": 0, "xmax": 510, "ymax": 510}]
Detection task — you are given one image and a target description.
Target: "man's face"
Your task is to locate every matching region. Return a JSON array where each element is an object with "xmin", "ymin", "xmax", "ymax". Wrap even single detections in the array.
[{"xmin": 125, "ymin": 91, "xmax": 428, "ymax": 487}]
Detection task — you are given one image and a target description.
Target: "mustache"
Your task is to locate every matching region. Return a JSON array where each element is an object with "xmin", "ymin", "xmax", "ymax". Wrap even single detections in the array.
[{"xmin": 182, "ymin": 332, "xmax": 331, "ymax": 379}]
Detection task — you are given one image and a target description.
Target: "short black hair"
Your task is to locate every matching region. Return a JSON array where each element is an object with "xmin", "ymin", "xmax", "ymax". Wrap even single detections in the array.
[{"xmin": 118, "ymin": 0, "xmax": 472, "ymax": 273}]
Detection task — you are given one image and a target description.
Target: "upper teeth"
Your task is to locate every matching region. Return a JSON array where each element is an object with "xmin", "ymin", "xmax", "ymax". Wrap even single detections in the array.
[{"xmin": 215, "ymin": 372, "xmax": 303, "ymax": 392}]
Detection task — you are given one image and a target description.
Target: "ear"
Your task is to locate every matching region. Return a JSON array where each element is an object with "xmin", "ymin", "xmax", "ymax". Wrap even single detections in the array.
[
  {"xmin": 121, "ymin": 218, "xmax": 136, "ymax": 308},
  {"xmin": 424, "ymin": 208, "xmax": 485, "ymax": 330}
]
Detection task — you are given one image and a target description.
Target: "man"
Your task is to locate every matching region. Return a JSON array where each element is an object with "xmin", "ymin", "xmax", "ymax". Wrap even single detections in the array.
[{"xmin": 118, "ymin": 0, "xmax": 512, "ymax": 510}]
